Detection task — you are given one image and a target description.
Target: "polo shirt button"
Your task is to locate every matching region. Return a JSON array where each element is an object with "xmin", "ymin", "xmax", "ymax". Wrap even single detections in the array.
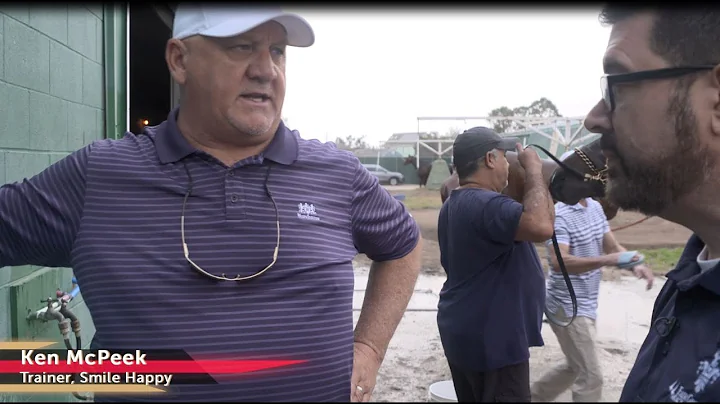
[
  {"xmin": 231, "ymin": 194, "xmax": 239, "ymax": 203},
  {"xmin": 228, "ymin": 170, "xmax": 235, "ymax": 176}
]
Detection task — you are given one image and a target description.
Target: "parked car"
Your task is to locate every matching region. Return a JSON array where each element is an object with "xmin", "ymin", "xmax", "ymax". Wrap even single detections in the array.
[{"xmin": 362, "ymin": 164, "xmax": 405, "ymax": 186}]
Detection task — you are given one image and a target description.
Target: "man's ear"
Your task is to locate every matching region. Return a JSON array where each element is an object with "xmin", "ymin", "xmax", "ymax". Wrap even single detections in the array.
[
  {"xmin": 484, "ymin": 152, "xmax": 496, "ymax": 169},
  {"xmin": 166, "ymin": 38, "xmax": 190, "ymax": 86},
  {"xmin": 711, "ymin": 64, "xmax": 720, "ymax": 138}
]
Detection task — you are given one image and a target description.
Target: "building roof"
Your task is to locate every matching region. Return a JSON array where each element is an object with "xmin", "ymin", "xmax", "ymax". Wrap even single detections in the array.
[
  {"xmin": 386, "ymin": 132, "xmax": 424, "ymax": 142},
  {"xmin": 503, "ymin": 121, "xmax": 599, "ymax": 147},
  {"xmin": 352, "ymin": 148, "xmax": 404, "ymax": 158},
  {"xmin": 384, "ymin": 132, "xmax": 456, "ymax": 146}
]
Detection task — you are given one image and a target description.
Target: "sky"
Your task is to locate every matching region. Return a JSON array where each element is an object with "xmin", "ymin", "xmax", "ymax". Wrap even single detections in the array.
[{"xmin": 279, "ymin": 8, "xmax": 613, "ymax": 147}]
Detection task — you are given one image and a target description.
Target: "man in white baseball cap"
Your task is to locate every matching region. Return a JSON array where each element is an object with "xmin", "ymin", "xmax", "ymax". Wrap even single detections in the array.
[
  {"xmin": 172, "ymin": 4, "xmax": 315, "ymax": 46},
  {"xmin": 0, "ymin": 3, "xmax": 421, "ymax": 404},
  {"xmin": 165, "ymin": 4, "xmax": 315, "ymax": 156},
  {"xmin": 159, "ymin": 4, "xmax": 419, "ymax": 403}
]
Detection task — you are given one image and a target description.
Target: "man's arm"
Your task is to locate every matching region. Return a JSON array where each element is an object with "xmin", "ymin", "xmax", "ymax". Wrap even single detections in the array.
[
  {"xmin": 349, "ymin": 158, "xmax": 422, "ymax": 362},
  {"xmin": 516, "ymin": 161, "xmax": 555, "ymax": 242},
  {"xmin": 603, "ymin": 229, "xmax": 627, "ymax": 254},
  {"xmin": 0, "ymin": 145, "xmax": 92, "ymax": 269},
  {"xmin": 547, "ymin": 213, "xmax": 623, "ymax": 275},
  {"xmin": 602, "ymin": 222, "xmax": 654, "ymax": 288},
  {"xmin": 483, "ymin": 160, "xmax": 555, "ymax": 245},
  {"xmin": 548, "ymin": 242, "xmax": 619, "ymax": 275}
]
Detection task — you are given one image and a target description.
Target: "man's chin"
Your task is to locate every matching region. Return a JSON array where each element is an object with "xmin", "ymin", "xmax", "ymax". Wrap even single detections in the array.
[
  {"xmin": 605, "ymin": 178, "xmax": 634, "ymax": 209},
  {"xmin": 606, "ymin": 178, "xmax": 667, "ymax": 216},
  {"xmin": 229, "ymin": 117, "xmax": 276, "ymax": 138}
]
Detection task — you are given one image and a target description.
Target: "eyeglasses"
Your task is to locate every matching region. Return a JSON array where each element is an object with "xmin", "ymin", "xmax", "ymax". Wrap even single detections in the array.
[
  {"xmin": 601, "ymin": 65, "xmax": 716, "ymax": 112},
  {"xmin": 180, "ymin": 162, "xmax": 280, "ymax": 281}
]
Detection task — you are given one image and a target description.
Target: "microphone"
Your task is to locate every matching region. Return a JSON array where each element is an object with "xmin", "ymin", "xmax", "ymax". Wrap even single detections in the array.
[{"xmin": 653, "ymin": 316, "xmax": 679, "ymax": 338}]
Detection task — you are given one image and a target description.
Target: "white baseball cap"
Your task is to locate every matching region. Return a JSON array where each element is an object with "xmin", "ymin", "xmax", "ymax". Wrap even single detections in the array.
[{"xmin": 172, "ymin": 4, "xmax": 315, "ymax": 47}]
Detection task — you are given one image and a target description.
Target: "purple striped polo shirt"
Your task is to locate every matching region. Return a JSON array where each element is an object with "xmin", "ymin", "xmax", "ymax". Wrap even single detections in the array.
[{"xmin": 0, "ymin": 108, "xmax": 420, "ymax": 402}]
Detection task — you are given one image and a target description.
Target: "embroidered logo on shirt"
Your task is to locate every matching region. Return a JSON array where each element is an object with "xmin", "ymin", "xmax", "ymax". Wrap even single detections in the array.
[
  {"xmin": 669, "ymin": 348, "xmax": 720, "ymax": 402},
  {"xmin": 297, "ymin": 203, "xmax": 320, "ymax": 221}
]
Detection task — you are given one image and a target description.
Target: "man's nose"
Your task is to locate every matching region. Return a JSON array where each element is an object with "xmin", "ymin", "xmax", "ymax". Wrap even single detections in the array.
[
  {"xmin": 246, "ymin": 49, "xmax": 278, "ymax": 83},
  {"xmin": 584, "ymin": 100, "xmax": 612, "ymax": 135}
]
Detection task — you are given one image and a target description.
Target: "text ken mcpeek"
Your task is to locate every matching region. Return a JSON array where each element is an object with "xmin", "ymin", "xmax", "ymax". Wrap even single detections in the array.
[{"xmin": 20, "ymin": 349, "xmax": 173, "ymax": 387}]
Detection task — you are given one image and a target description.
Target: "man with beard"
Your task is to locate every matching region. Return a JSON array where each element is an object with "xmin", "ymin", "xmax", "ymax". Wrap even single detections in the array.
[
  {"xmin": 584, "ymin": 6, "xmax": 720, "ymax": 402},
  {"xmin": 531, "ymin": 150, "xmax": 654, "ymax": 403}
]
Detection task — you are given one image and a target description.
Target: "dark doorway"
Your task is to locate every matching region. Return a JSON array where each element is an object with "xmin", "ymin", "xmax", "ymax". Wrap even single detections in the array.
[{"xmin": 129, "ymin": 4, "xmax": 172, "ymax": 135}]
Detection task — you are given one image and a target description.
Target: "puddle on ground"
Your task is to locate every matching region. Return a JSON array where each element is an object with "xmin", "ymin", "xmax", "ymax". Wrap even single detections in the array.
[
  {"xmin": 353, "ymin": 267, "xmax": 444, "ymax": 311},
  {"xmin": 353, "ymin": 265, "xmax": 664, "ymax": 345}
]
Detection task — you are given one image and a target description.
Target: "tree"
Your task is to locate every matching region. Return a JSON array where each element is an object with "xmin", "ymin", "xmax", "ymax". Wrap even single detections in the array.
[
  {"xmin": 420, "ymin": 127, "xmax": 460, "ymax": 141},
  {"xmin": 489, "ymin": 97, "xmax": 562, "ymax": 134},
  {"xmin": 488, "ymin": 106, "xmax": 516, "ymax": 134},
  {"xmin": 334, "ymin": 135, "xmax": 369, "ymax": 150},
  {"xmin": 444, "ymin": 127, "xmax": 461, "ymax": 139}
]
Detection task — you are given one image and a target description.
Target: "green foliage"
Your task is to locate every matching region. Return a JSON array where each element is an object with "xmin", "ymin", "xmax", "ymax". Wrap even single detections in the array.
[{"xmin": 489, "ymin": 97, "xmax": 562, "ymax": 134}]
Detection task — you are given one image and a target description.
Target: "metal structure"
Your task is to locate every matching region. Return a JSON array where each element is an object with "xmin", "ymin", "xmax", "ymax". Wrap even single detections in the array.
[
  {"xmin": 383, "ymin": 115, "xmax": 594, "ymax": 168},
  {"xmin": 382, "ymin": 132, "xmax": 454, "ymax": 169}
]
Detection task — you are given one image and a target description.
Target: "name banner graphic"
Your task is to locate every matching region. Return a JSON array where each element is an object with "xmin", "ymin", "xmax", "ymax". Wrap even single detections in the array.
[{"xmin": 0, "ymin": 341, "xmax": 306, "ymax": 395}]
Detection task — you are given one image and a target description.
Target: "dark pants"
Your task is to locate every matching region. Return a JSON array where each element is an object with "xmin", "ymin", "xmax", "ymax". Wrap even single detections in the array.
[{"xmin": 448, "ymin": 361, "xmax": 531, "ymax": 402}]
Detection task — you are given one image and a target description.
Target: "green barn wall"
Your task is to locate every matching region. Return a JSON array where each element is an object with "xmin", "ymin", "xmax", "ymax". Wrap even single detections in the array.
[{"xmin": 0, "ymin": 4, "xmax": 125, "ymax": 402}]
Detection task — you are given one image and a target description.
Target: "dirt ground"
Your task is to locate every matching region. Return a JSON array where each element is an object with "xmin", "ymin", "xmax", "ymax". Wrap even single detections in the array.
[
  {"xmin": 352, "ymin": 194, "xmax": 692, "ymax": 402},
  {"xmin": 352, "ymin": 270, "xmax": 659, "ymax": 402}
]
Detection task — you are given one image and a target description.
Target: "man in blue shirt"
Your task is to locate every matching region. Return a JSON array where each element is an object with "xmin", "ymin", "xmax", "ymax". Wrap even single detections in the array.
[
  {"xmin": 584, "ymin": 5, "xmax": 720, "ymax": 402},
  {"xmin": 0, "ymin": 5, "xmax": 422, "ymax": 402},
  {"xmin": 437, "ymin": 127, "xmax": 556, "ymax": 402}
]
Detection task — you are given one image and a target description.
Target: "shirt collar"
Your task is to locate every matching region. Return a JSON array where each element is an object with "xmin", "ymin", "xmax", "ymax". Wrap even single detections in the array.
[
  {"xmin": 154, "ymin": 108, "xmax": 298, "ymax": 166},
  {"xmin": 667, "ymin": 234, "xmax": 720, "ymax": 295},
  {"xmin": 561, "ymin": 200, "xmax": 587, "ymax": 211}
]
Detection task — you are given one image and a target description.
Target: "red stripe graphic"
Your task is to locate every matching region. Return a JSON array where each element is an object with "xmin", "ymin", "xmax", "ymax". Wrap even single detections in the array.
[{"xmin": 0, "ymin": 360, "xmax": 306, "ymax": 374}]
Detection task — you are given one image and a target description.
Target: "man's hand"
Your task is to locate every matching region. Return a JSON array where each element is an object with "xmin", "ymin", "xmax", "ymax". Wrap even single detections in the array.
[
  {"xmin": 603, "ymin": 251, "xmax": 642, "ymax": 267},
  {"xmin": 516, "ymin": 143, "xmax": 542, "ymax": 173},
  {"xmin": 632, "ymin": 264, "xmax": 655, "ymax": 290},
  {"xmin": 351, "ymin": 341, "xmax": 382, "ymax": 402}
]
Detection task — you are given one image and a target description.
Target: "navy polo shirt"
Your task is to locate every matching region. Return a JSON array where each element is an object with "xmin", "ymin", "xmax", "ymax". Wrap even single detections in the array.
[
  {"xmin": 0, "ymin": 108, "xmax": 420, "ymax": 402},
  {"xmin": 620, "ymin": 235, "xmax": 720, "ymax": 402},
  {"xmin": 436, "ymin": 188, "xmax": 546, "ymax": 372}
]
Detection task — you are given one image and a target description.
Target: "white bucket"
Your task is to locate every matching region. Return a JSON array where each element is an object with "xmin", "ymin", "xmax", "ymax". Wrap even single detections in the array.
[{"xmin": 428, "ymin": 380, "xmax": 458, "ymax": 402}]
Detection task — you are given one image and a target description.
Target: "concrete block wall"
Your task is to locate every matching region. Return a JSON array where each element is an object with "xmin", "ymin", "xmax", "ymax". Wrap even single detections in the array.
[{"xmin": 0, "ymin": 3, "xmax": 105, "ymax": 372}]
